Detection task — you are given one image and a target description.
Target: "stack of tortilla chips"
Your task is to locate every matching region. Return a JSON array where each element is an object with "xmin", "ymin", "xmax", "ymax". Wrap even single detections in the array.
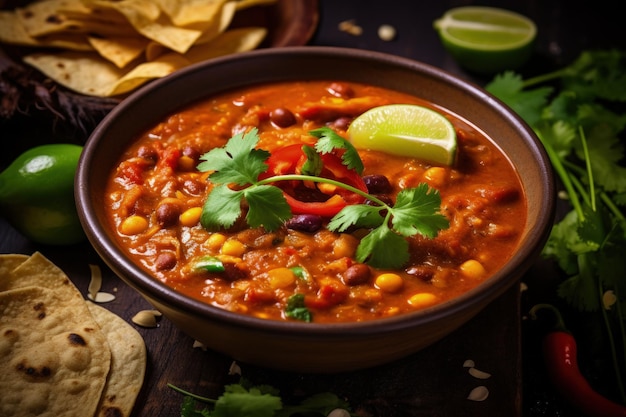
[
  {"xmin": 0, "ymin": 0, "xmax": 274, "ymax": 96},
  {"xmin": 0, "ymin": 252, "xmax": 147, "ymax": 417}
]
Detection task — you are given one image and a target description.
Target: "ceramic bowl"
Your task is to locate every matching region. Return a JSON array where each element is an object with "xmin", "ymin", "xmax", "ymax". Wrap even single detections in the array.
[{"xmin": 76, "ymin": 46, "xmax": 554, "ymax": 373}]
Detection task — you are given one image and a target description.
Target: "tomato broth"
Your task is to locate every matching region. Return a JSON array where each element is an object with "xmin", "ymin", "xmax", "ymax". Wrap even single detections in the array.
[{"xmin": 105, "ymin": 80, "xmax": 526, "ymax": 323}]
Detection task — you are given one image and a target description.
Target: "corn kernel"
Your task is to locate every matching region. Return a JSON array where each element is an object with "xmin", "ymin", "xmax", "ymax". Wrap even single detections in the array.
[
  {"xmin": 423, "ymin": 167, "xmax": 447, "ymax": 187},
  {"xmin": 221, "ymin": 239, "xmax": 246, "ymax": 257},
  {"xmin": 408, "ymin": 292, "xmax": 438, "ymax": 308},
  {"xmin": 119, "ymin": 215, "xmax": 149, "ymax": 235},
  {"xmin": 267, "ymin": 267, "xmax": 296, "ymax": 289},
  {"xmin": 205, "ymin": 233, "xmax": 227, "ymax": 250},
  {"xmin": 179, "ymin": 207, "xmax": 202, "ymax": 227},
  {"xmin": 375, "ymin": 273, "xmax": 404, "ymax": 293},
  {"xmin": 178, "ymin": 155, "xmax": 196, "ymax": 171},
  {"xmin": 459, "ymin": 259, "xmax": 487, "ymax": 279}
]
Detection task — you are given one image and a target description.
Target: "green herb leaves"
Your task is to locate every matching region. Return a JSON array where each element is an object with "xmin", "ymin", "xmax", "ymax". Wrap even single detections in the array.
[
  {"xmin": 198, "ymin": 127, "xmax": 448, "ymax": 269},
  {"xmin": 198, "ymin": 129, "xmax": 292, "ymax": 231},
  {"xmin": 487, "ymin": 49, "xmax": 626, "ymax": 401},
  {"xmin": 171, "ymin": 380, "xmax": 350, "ymax": 417}
]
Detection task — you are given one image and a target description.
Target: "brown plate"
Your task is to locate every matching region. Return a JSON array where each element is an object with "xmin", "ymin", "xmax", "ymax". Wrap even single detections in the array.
[{"xmin": 0, "ymin": 0, "xmax": 319, "ymax": 142}]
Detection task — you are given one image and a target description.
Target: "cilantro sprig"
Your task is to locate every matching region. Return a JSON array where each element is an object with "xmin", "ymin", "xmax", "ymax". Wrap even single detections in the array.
[
  {"xmin": 170, "ymin": 380, "xmax": 350, "ymax": 417},
  {"xmin": 486, "ymin": 49, "xmax": 626, "ymax": 402},
  {"xmin": 198, "ymin": 127, "xmax": 448, "ymax": 269}
]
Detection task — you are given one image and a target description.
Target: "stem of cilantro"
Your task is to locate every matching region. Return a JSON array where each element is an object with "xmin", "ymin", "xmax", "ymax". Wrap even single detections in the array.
[
  {"xmin": 521, "ymin": 69, "xmax": 568, "ymax": 88},
  {"xmin": 257, "ymin": 174, "xmax": 389, "ymax": 207},
  {"xmin": 599, "ymin": 277, "xmax": 626, "ymax": 403},
  {"xmin": 167, "ymin": 383, "xmax": 217, "ymax": 404},
  {"xmin": 537, "ymin": 131, "xmax": 586, "ymax": 220}
]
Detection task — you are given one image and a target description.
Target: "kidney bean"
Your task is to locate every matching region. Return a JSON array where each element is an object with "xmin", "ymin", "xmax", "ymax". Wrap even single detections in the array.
[
  {"xmin": 183, "ymin": 179, "xmax": 205, "ymax": 196},
  {"xmin": 327, "ymin": 82, "xmax": 354, "ymax": 99},
  {"xmin": 182, "ymin": 145, "xmax": 201, "ymax": 161},
  {"xmin": 405, "ymin": 266, "xmax": 435, "ymax": 281},
  {"xmin": 285, "ymin": 214, "xmax": 323, "ymax": 233},
  {"xmin": 270, "ymin": 108, "xmax": 296, "ymax": 128},
  {"xmin": 156, "ymin": 202, "xmax": 182, "ymax": 227},
  {"xmin": 342, "ymin": 264, "xmax": 371, "ymax": 286},
  {"xmin": 363, "ymin": 174, "xmax": 392, "ymax": 194},
  {"xmin": 329, "ymin": 116, "xmax": 352, "ymax": 131},
  {"xmin": 155, "ymin": 252, "xmax": 177, "ymax": 270},
  {"xmin": 136, "ymin": 145, "xmax": 157, "ymax": 163}
]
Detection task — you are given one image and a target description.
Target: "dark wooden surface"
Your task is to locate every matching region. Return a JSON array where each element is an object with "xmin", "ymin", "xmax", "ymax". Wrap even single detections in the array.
[{"xmin": 2, "ymin": 0, "xmax": 625, "ymax": 416}]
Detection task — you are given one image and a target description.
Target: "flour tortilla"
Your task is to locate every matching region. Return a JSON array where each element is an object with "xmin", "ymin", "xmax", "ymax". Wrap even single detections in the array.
[
  {"xmin": 0, "ymin": 252, "xmax": 147, "ymax": 417},
  {"xmin": 88, "ymin": 302, "xmax": 147, "ymax": 417},
  {"xmin": 0, "ymin": 286, "xmax": 111, "ymax": 417}
]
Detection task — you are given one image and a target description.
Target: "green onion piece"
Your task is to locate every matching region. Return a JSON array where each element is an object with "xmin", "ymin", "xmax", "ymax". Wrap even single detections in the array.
[{"xmin": 193, "ymin": 256, "xmax": 225, "ymax": 272}]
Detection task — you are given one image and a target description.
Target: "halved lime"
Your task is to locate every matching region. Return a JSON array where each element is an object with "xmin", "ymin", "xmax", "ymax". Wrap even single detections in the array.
[
  {"xmin": 347, "ymin": 104, "xmax": 457, "ymax": 166},
  {"xmin": 433, "ymin": 6, "xmax": 536, "ymax": 74}
]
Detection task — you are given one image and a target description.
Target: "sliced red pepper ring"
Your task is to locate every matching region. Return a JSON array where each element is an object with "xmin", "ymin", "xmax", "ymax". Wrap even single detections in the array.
[{"xmin": 260, "ymin": 144, "xmax": 368, "ymax": 217}]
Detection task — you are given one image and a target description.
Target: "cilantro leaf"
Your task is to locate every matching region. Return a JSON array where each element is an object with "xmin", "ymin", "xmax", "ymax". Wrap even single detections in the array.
[
  {"xmin": 309, "ymin": 126, "xmax": 364, "ymax": 174},
  {"xmin": 357, "ymin": 225, "xmax": 410, "ymax": 268},
  {"xmin": 300, "ymin": 145, "xmax": 323, "ymax": 176},
  {"xmin": 327, "ymin": 204, "xmax": 385, "ymax": 232},
  {"xmin": 198, "ymin": 129, "xmax": 270, "ymax": 186},
  {"xmin": 201, "ymin": 185, "xmax": 244, "ymax": 231},
  {"xmin": 243, "ymin": 185, "xmax": 291, "ymax": 230},
  {"xmin": 212, "ymin": 384, "xmax": 282, "ymax": 417},
  {"xmin": 485, "ymin": 71, "xmax": 552, "ymax": 127},
  {"xmin": 391, "ymin": 184, "xmax": 449, "ymax": 238}
]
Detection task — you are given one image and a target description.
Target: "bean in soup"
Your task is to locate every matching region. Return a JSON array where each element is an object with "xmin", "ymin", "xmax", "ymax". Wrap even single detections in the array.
[{"xmin": 105, "ymin": 80, "xmax": 526, "ymax": 323}]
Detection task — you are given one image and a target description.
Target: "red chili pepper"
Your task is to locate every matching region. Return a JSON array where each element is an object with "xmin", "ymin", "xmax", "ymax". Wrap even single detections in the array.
[
  {"xmin": 530, "ymin": 304, "xmax": 626, "ymax": 417},
  {"xmin": 260, "ymin": 144, "xmax": 367, "ymax": 217}
]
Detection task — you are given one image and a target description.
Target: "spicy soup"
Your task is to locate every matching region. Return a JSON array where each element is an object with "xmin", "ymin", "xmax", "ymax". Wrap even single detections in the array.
[{"xmin": 105, "ymin": 80, "xmax": 526, "ymax": 323}]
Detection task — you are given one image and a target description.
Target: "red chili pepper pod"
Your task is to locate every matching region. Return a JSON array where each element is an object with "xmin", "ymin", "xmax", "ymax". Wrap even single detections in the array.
[{"xmin": 530, "ymin": 304, "xmax": 626, "ymax": 417}]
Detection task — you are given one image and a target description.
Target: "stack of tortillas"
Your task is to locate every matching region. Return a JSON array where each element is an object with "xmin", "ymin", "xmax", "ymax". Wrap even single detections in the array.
[{"xmin": 0, "ymin": 252, "xmax": 146, "ymax": 417}]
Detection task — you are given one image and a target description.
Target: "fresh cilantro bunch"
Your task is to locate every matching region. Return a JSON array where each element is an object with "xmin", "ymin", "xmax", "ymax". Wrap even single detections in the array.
[
  {"xmin": 486, "ymin": 49, "xmax": 626, "ymax": 400},
  {"xmin": 197, "ymin": 127, "xmax": 448, "ymax": 269},
  {"xmin": 170, "ymin": 381, "xmax": 351, "ymax": 417}
]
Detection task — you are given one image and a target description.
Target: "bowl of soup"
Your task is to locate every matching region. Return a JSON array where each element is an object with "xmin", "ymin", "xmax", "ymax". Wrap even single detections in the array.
[{"xmin": 76, "ymin": 46, "xmax": 555, "ymax": 372}]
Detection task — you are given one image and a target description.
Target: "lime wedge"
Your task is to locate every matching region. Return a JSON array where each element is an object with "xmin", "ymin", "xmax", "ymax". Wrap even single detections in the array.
[
  {"xmin": 433, "ymin": 6, "xmax": 536, "ymax": 74},
  {"xmin": 347, "ymin": 104, "xmax": 457, "ymax": 166}
]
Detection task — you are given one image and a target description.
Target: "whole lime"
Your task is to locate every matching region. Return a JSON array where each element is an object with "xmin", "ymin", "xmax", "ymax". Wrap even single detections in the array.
[{"xmin": 434, "ymin": 6, "xmax": 537, "ymax": 75}]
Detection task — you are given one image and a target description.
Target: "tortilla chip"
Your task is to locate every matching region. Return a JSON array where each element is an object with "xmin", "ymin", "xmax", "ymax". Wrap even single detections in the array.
[
  {"xmin": 107, "ymin": 52, "xmax": 190, "ymax": 96},
  {"xmin": 16, "ymin": 0, "xmax": 138, "ymax": 38},
  {"xmin": 155, "ymin": 0, "xmax": 229, "ymax": 28},
  {"xmin": 88, "ymin": 35, "xmax": 148, "ymax": 68},
  {"xmin": 0, "ymin": 285, "xmax": 111, "ymax": 417},
  {"xmin": 185, "ymin": 27, "xmax": 267, "ymax": 64},
  {"xmin": 105, "ymin": 0, "xmax": 203, "ymax": 53},
  {"xmin": 23, "ymin": 51, "xmax": 126, "ymax": 96},
  {"xmin": 192, "ymin": 1, "xmax": 237, "ymax": 45},
  {"xmin": 0, "ymin": 11, "xmax": 92, "ymax": 50},
  {"xmin": 88, "ymin": 302, "xmax": 146, "ymax": 417}
]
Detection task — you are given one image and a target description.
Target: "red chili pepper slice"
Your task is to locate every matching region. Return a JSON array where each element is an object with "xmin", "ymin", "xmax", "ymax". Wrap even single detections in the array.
[
  {"xmin": 260, "ymin": 144, "xmax": 367, "ymax": 217},
  {"xmin": 530, "ymin": 304, "xmax": 626, "ymax": 417}
]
